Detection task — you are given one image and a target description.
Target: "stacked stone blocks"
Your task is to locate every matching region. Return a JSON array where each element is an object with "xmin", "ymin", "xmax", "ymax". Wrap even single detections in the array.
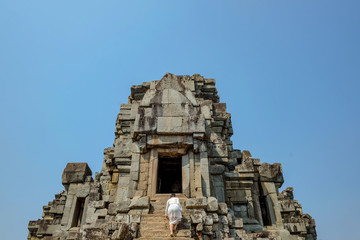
[{"xmin": 28, "ymin": 73, "xmax": 316, "ymax": 240}]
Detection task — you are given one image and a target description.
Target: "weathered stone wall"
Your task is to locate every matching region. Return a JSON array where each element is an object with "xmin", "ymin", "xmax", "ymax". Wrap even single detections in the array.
[{"xmin": 28, "ymin": 73, "xmax": 316, "ymax": 240}]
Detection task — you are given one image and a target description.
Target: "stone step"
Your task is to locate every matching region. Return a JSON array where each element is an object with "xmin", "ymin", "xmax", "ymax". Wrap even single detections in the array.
[
  {"xmin": 141, "ymin": 219, "xmax": 191, "ymax": 226},
  {"xmin": 150, "ymin": 206, "xmax": 189, "ymax": 212},
  {"xmin": 151, "ymin": 199, "xmax": 188, "ymax": 203},
  {"xmin": 151, "ymin": 199, "xmax": 188, "ymax": 204},
  {"xmin": 143, "ymin": 213, "xmax": 191, "ymax": 218},
  {"xmin": 151, "ymin": 204, "xmax": 187, "ymax": 211},
  {"xmin": 141, "ymin": 215, "xmax": 169, "ymax": 220},
  {"xmin": 151, "ymin": 207, "xmax": 188, "ymax": 212},
  {"xmin": 140, "ymin": 221, "xmax": 191, "ymax": 230},
  {"xmin": 149, "ymin": 207, "xmax": 191, "ymax": 212},
  {"xmin": 139, "ymin": 229, "xmax": 191, "ymax": 238},
  {"xmin": 142, "ymin": 213, "xmax": 191, "ymax": 218},
  {"xmin": 150, "ymin": 197, "xmax": 187, "ymax": 206},
  {"xmin": 145, "ymin": 210, "xmax": 190, "ymax": 214},
  {"xmin": 140, "ymin": 222, "xmax": 168, "ymax": 230},
  {"xmin": 136, "ymin": 237, "xmax": 192, "ymax": 240}
]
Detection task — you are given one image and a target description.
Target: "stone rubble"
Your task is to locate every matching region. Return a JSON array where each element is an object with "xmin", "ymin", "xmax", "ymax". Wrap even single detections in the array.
[{"xmin": 28, "ymin": 73, "xmax": 316, "ymax": 240}]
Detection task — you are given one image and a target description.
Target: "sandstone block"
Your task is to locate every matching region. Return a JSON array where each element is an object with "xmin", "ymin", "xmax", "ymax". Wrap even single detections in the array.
[
  {"xmin": 190, "ymin": 213, "xmax": 203, "ymax": 224},
  {"xmin": 227, "ymin": 212, "xmax": 233, "ymax": 226},
  {"xmin": 242, "ymin": 224, "xmax": 263, "ymax": 233},
  {"xmin": 233, "ymin": 218, "xmax": 243, "ymax": 229},
  {"xmin": 196, "ymin": 222, "xmax": 203, "ymax": 232},
  {"xmin": 93, "ymin": 200, "xmax": 105, "ymax": 209},
  {"xmin": 208, "ymin": 143, "xmax": 228, "ymax": 157},
  {"xmin": 284, "ymin": 222, "xmax": 307, "ymax": 233},
  {"xmin": 210, "ymin": 164, "xmax": 225, "ymax": 175},
  {"xmin": 129, "ymin": 214, "xmax": 141, "ymax": 223},
  {"xmin": 114, "ymin": 158, "xmax": 131, "ymax": 165},
  {"xmin": 185, "ymin": 197, "xmax": 207, "ymax": 209},
  {"xmin": 236, "ymin": 158, "xmax": 254, "ymax": 172},
  {"xmin": 259, "ymin": 162, "xmax": 284, "ymax": 184},
  {"xmin": 108, "ymin": 201, "xmax": 131, "ymax": 215},
  {"xmin": 95, "ymin": 208, "xmax": 108, "ymax": 218},
  {"xmin": 280, "ymin": 199, "xmax": 296, "ymax": 212},
  {"xmin": 129, "ymin": 196, "xmax": 149, "ymax": 209},
  {"xmin": 207, "ymin": 213, "xmax": 218, "ymax": 224},
  {"xmin": 204, "ymin": 215, "xmax": 213, "ymax": 226},
  {"xmin": 62, "ymin": 163, "xmax": 92, "ymax": 186},
  {"xmin": 207, "ymin": 197, "xmax": 219, "ymax": 212},
  {"xmin": 129, "ymin": 222, "xmax": 139, "ymax": 238},
  {"xmin": 218, "ymin": 202, "xmax": 228, "ymax": 215},
  {"xmin": 115, "ymin": 214, "xmax": 130, "ymax": 223},
  {"xmin": 77, "ymin": 184, "xmax": 90, "ymax": 198},
  {"xmin": 219, "ymin": 215, "xmax": 228, "ymax": 225},
  {"xmin": 203, "ymin": 225, "xmax": 213, "ymax": 235},
  {"xmin": 114, "ymin": 138, "xmax": 132, "ymax": 158},
  {"xmin": 111, "ymin": 223, "xmax": 130, "ymax": 240}
]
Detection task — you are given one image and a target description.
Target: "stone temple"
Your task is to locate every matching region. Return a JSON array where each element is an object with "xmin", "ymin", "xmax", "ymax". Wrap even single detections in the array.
[{"xmin": 28, "ymin": 73, "xmax": 317, "ymax": 240}]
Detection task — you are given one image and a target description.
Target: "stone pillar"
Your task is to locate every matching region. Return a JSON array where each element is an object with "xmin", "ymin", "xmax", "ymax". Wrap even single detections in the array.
[
  {"xmin": 189, "ymin": 150, "xmax": 196, "ymax": 198},
  {"xmin": 128, "ymin": 152, "xmax": 140, "ymax": 198},
  {"xmin": 61, "ymin": 194, "xmax": 75, "ymax": 227},
  {"xmin": 115, "ymin": 174, "xmax": 130, "ymax": 202},
  {"xmin": 245, "ymin": 189, "xmax": 256, "ymax": 219},
  {"xmin": 194, "ymin": 153, "xmax": 203, "ymax": 197},
  {"xmin": 211, "ymin": 175, "xmax": 225, "ymax": 202},
  {"xmin": 200, "ymin": 152, "xmax": 211, "ymax": 197},
  {"xmin": 81, "ymin": 197, "xmax": 90, "ymax": 226},
  {"xmin": 147, "ymin": 149, "xmax": 158, "ymax": 198},
  {"xmin": 182, "ymin": 153, "xmax": 190, "ymax": 197}
]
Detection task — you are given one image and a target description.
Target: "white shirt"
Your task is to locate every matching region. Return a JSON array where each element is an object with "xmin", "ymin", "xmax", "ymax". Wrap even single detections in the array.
[{"xmin": 165, "ymin": 197, "xmax": 182, "ymax": 215}]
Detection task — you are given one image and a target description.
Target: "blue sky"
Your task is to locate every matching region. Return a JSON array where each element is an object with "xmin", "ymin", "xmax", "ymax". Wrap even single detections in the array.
[{"xmin": 0, "ymin": 1, "xmax": 359, "ymax": 239}]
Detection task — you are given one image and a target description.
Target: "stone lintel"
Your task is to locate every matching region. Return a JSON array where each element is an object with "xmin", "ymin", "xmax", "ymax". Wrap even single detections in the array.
[{"xmin": 146, "ymin": 135, "xmax": 193, "ymax": 148}]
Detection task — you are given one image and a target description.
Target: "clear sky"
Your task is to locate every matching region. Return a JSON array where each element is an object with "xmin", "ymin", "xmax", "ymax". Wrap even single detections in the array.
[{"xmin": 0, "ymin": 1, "xmax": 359, "ymax": 239}]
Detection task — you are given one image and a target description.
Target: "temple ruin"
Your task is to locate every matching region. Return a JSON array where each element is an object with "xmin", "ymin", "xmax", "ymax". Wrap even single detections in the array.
[{"xmin": 28, "ymin": 73, "xmax": 317, "ymax": 240}]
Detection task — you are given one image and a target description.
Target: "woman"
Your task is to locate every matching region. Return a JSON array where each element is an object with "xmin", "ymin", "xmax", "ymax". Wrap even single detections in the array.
[{"xmin": 165, "ymin": 193, "xmax": 182, "ymax": 237}]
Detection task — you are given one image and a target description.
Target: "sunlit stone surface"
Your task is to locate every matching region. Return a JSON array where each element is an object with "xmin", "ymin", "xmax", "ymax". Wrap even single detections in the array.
[{"xmin": 28, "ymin": 73, "xmax": 316, "ymax": 240}]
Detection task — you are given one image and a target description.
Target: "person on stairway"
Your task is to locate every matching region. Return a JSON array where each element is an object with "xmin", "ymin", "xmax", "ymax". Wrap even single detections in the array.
[{"xmin": 165, "ymin": 193, "xmax": 182, "ymax": 237}]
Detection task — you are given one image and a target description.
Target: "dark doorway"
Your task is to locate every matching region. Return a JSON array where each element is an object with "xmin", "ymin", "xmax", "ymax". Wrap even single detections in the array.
[
  {"xmin": 157, "ymin": 157, "xmax": 182, "ymax": 194},
  {"xmin": 71, "ymin": 197, "xmax": 85, "ymax": 227},
  {"xmin": 259, "ymin": 196, "xmax": 271, "ymax": 226},
  {"xmin": 258, "ymin": 182, "xmax": 271, "ymax": 226}
]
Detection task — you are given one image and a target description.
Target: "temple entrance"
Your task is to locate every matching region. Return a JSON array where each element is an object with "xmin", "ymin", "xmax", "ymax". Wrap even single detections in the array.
[{"xmin": 157, "ymin": 157, "xmax": 182, "ymax": 194}]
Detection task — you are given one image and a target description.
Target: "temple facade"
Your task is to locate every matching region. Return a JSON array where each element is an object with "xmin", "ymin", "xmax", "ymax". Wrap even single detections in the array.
[{"xmin": 28, "ymin": 73, "xmax": 316, "ymax": 240}]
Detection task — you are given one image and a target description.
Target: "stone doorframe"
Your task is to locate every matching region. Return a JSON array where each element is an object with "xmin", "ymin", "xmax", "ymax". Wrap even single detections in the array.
[{"xmin": 147, "ymin": 148, "xmax": 193, "ymax": 199}]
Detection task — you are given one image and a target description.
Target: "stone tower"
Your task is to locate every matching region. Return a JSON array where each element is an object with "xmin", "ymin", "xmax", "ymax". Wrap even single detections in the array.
[{"xmin": 28, "ymin": 73, "xmax": 317, "ymax": 240}]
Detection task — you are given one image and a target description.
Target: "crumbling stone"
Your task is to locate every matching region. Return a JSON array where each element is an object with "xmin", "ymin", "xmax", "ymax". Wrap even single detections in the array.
[
  {"xmin": 129, "ymin": 196, "xmax": 149, "ymax": 209},
  {"xmin": 207, "ymin": 196, "xmax": 219, "ymax": 212},
  {"xmin": 190, "ymin": 213, "xmax": 203, "ymax": 224},
  {"xmin": 28, "ymin": 73, "xmax": 316, "ymax": 240},
  {"xmin": 185, "ymin": 197, "xmax": 207, "ymax": 209},
  {"xmin": 218, "ymin": 202, "xmax": 228, "ymax": 215},
  {"xmin": 62, "ymin": 163, "xmax": 92, "ymax": 187}
]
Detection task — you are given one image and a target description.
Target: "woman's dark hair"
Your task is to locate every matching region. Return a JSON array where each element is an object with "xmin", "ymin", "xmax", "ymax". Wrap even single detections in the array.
[{"xmin": 171, "ymin": 193, "xmax": 176, "ymax": 198}]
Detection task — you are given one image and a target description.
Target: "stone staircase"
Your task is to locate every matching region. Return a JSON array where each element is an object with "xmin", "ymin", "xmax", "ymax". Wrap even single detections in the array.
[{"xmin": 136, "ymin": 195, "xmax": 194, "ymax": 240}]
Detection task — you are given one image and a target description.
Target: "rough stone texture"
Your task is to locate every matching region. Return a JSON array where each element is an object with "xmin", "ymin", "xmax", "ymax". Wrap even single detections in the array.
[
  {"xmin": 207, "ymin": 196, "xmax": 219, "ymax": 212},
  {"xmin": 28, "ymin": 73, "xmax": 316, "ymax": 240},
  {"xmin": 129, "ymin": 196, "xmax": 150, "ymax": 209},
  {"xmin": 185, "ymin": 198, "xmax": 208, "ymax": 209},
  {"xmin": 62, "ymin": 163, "xmax": 92, "ymax": 187}
]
